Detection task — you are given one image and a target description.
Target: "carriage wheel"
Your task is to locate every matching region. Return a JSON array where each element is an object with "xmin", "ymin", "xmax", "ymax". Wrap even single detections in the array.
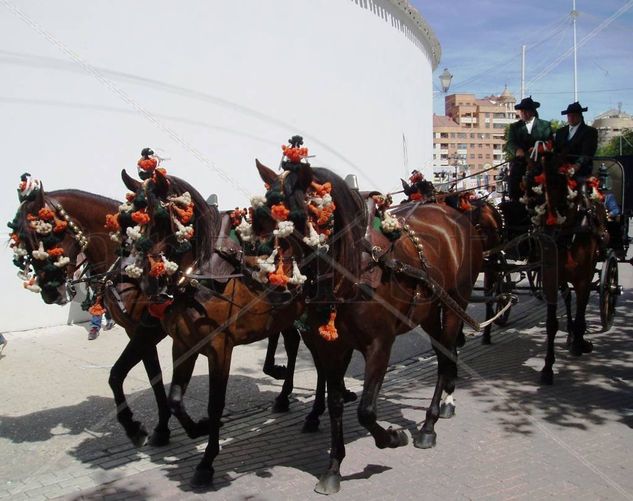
[
  {"xmin": 492, "ymin": 256, "xmax": 513, "ymax": 326},
  {"xmin": 599, "ymin": 251, "xmax": 620, "ymax": 331},
  {"xmin": 527, "ymin": 268, "xmax": 543, "ymax": 299}
]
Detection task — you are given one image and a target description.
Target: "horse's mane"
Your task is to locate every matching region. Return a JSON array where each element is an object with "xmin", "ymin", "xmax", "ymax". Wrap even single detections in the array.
[
  {"xmin": 282, "ymin": 166, "xmax": 364, "ymax": 297},
  {"xmin": 165, "ymin": 175, "xmax": 221, "ymax": 264},
  {"xmin": 49, "ymin": 189, "xmax": 120, "ymax": 206}
]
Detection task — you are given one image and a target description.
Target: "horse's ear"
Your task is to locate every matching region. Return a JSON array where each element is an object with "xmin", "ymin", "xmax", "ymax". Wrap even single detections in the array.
[
  {"xmin": 296, "ymin": 163, "xmax": 314, "ymax": 192},
  {"xmin": 401, "ymin": 178, "xmax": 411, "ymax": 191},
  {"xmin": 152, "ymin": 169, "xmax": 170, "ymax": 197},
  {"xmin": 33, "ymin": 182, "xmax": 45, "ymax": 208},
  {"xmin": 255, "ymin": 159, "xmax": 278, "ymax": 186},
  {"xmin": 121, "ymin": 169, "xmax": 141, "ymax": 192}
]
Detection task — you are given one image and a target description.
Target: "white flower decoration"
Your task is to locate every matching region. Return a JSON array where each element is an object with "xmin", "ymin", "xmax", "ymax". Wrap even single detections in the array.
[
  {"xmin": 250, "ymin": 195, "xmax": 266, "ymax": 208},
  {"xmin": 287, "ymin": 258, "xmax": 307, "ymax": 285},
  {"xmin": 274, "ymin": 220, "xmax": 295, "ymax": 238},
  {"xmin": 126, "ymin": 225, "xmax": 142, "ymax": 241},
  {"xmin": 163, "ymin": 256, "xmax": 179, "ymax": 275},
  {"xmin": 381, "ymin": 212, "xmax": 401, "ymax": 233},
  {"xmin": 168, "ymin": 192, "xmax": 192, "ymax": 208},
  {"xmin": 110, "ymin": 232, "xmax": 123, "ymax": 243},
  {"xmin": 32, "ymin": 242, "xmax": 49, "ymax": 261},
  {"xmin": 118, "ymin": 202, "xmax": 133, "ymax": 213},
  {"xmin": 532, "ymin": 185, "xmax": 543, "ymax": 195},
  {"xmin": 31, "ymin": 220, "xmax": 52, "ymax": 235},
  {"xmin": 256, "ymin": 248, "xmax": 278, "ymax": 274},
  {"xmin": 54, "ymin": 256, "xmax": 71, "ymax": 268},
  {"xmin": 13, "ymin": 245, "xmax": 28, "ymax": 257},
  {"xmin": 173, "ymin": 217, "xmax": 195, "ymax": 242},
  {"xmin": 236, "ymin": 220, "xmax": 254, "ymax": 243},
  {"xmin": 125, "ymin": 264, "xmax": 143, "ymax": 278},
  {"xmin": 24, "ymin": 279, "xmax": 41, "ymax": 293}
]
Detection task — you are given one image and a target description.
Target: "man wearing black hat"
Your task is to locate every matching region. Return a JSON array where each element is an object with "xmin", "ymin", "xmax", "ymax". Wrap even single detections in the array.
[
  {"xmin": 554, "ymin": 102, "xmax": 598, "ymax": 180},
  {"xmin": 505, "ymin": 96, "xmax": 552, "ymax": 201}
]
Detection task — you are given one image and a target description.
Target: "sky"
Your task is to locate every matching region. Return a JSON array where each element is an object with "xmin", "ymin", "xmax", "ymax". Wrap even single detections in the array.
[{"xmin": 416, "ymin": 0, "xmax": 633, "ymax": 122}]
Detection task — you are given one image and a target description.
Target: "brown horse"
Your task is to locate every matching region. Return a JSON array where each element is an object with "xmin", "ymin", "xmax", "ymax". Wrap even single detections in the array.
[
  {"xmin": 253, "ymin": 159, "xmax": 484, "ymax": 494},
  {"xmin": 8, "ymin": 184, "xmax": 175, "ymax": 445},
  {"xmin": 114, "ymin": 167, "xmax": 336, "ymax": 487},
  {"xmin": 523, "ymin": 152, "xmax": 605, "ymax": 384}
]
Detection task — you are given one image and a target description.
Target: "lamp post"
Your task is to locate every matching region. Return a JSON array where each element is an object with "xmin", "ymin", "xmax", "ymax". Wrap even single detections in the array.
[{"xmin": 439, "ymin": 68, "xmax": 453, "ymax": 93}]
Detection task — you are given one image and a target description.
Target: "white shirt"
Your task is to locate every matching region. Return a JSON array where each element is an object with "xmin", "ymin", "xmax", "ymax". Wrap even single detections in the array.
[
  {"xmin": 525, "ymin": 117, "xmax": 535, "ymax": 134},
  {"xmin": 568, "ymin": 123, "xmax": 580, "ymax": 140}
]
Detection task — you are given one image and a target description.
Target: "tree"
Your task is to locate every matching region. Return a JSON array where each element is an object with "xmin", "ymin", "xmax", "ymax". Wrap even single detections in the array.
[
  {"xmin": 596, "ymin": 128, "xmax": 633, "ymax": 157},
  {"xmin": 549, "ymin": 119, "xmax": 564, "ymax": 132}
]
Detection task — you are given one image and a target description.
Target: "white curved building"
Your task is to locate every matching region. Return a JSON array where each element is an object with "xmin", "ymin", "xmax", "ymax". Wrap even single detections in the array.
[{"xmin": 0, "ymin": 0, "xmax": 440, "ymax": 331}]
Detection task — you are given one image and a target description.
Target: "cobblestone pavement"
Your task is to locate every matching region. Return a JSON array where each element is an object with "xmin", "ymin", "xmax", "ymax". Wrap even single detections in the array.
[{"xmin": 1, "ymin": 265, "xmax": 632, "ymax": 500}]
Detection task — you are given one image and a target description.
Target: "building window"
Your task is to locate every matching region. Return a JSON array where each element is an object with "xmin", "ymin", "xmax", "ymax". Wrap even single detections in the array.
[{"xmin": 470, "ymin": 154, "xmax": 475, "ymax": 159}]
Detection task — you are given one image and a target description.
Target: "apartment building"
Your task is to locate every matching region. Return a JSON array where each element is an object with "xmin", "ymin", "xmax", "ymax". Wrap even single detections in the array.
[{"xmin": 433, "ymin": 87, "xmax": 518, "ymax": 188}]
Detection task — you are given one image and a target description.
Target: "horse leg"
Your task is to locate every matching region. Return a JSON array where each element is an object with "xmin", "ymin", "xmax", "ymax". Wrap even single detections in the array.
[
  {"xmin": 314, "ymin": 364, "xmax": 347, "ymax": 495},
  {"xmin": 482, "ymin": 267, "xmax": 494, "ymax": 345},
  {"xmin": 168, "ymin": 342, "xmax": 209, "ymax": 439},
  {"xmin": 569, "ymin": 280, "xmax": 593, "ymax": 356},
  {"xmin": 109, "ymin": 321, "xmax": 168, "ymax": 447},
  {"xmin": 301, "ymin": 336, "xmax": 328, "ymax": 433},
  {"xmin": 272, "ymin": 328, "xmax": 300, "ymax": 413},
  {"xmin": 357, "ymin": 339, "xmax": 408, "ymax": 450},
  {"xmin": 341, "ymin": 348, "xmax": 357, "ymax": 403},
  {"xmin": 540, "ymin": 303, "xmax": 559, "ymax": 385},
  {"xmin": 191, "ymin": 336, "xmax": 234, "ymax": 488},
  {"xmin": 560, "ymin": 283, "xmax": 574, "ymax": 347},
  {"xmin": 415, "ymin": 309, "xmax": 460, "ymax": 449},
  {"xmin": 263, "ymin": 332, "xmax": 287, "ymax": 380},
  {"xmin": 142, "ymin": 345, "xmax": 172, "ymax": 446}
]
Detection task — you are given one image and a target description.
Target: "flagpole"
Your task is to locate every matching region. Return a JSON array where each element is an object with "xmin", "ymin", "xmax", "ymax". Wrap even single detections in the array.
[{"xmin": 572, "ymin": 0, "xmax": 578, "ymax": 101}]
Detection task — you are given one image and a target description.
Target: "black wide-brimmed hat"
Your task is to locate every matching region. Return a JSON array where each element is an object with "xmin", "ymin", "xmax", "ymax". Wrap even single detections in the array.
[
  {"xmin": 561, "ymin": 102, "xmax": 588, "ymax": 115},
  {"xmin": 514, "ymin": 96, "xmax": 540, "ymax": 111}
]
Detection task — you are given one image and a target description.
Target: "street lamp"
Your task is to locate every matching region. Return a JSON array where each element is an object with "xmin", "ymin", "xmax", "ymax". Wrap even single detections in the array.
[{"xmin": 439, "ymin": 68, "xmax": 453, "ymax": 93}]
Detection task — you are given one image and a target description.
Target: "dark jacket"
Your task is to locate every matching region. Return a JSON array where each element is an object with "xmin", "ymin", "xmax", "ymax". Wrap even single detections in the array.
[
  {"xmin": 506, "ymin": 118, "xmax": 552, "ymax": 159},
  {"xmin": 554, "ymin": 122, "xmax": 598, "ymax": 177}
]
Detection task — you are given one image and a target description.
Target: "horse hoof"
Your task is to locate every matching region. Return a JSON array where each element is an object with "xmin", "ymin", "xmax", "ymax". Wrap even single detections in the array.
[
  {"xmin": 264, "ymin": 365, "xmax": 288, "ymax": 381},
  {"xmin": 272, "ymin": 397, "xmax": 290, "ymax": 413},
  {"xmin": 128, "ymin": 422, "xmax": 149, "ymax": 448},
  {"xmin": 148, "ymin": 428, "xmax": 171, "ymax": 447},
  {"xmin": 413, "ymin": 431, "xmax": 436, "ymax": 449},
  {"xmin": 387, "ymin": 427, "xmax": 409, "ymax": 448},
  {"xmin": 540, "ymin": 369, "xmax": 554, "ymax": 385},
  {"xmin": 302, "ymin": 418, "xmax": 320, "ymax": 433},
  {"xmin": 343, "ymin": 390, "xmax": 357, "ymax": 403},
  {"xmin": 314, "ymin": 472, "xmax": 341, "ymax": 495},
  {"xmin": 187, "ymin": 418, "xmax": 210, "ymax": 439},
  {"xmin": 190, "ymin": 467, "xmax": 214, "ymax": 489},
  {"xmin": 439, "ymin": 402, "xmax": 456, "ymax": 419}
]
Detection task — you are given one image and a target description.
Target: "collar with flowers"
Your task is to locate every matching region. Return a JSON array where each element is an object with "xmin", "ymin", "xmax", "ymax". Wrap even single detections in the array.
[
  {"xmin": 104, "ymin": 151, "xmax": 195, "ymax": 280},
  {"xmin": 8, "ymin": 174, "xmax": 88, "ymax": 294}
]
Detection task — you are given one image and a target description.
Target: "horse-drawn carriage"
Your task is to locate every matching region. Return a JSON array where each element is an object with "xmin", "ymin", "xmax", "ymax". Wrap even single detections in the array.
[{"xmin": 478, "ymin": 154, "xmax": 632, "ymax": 342}]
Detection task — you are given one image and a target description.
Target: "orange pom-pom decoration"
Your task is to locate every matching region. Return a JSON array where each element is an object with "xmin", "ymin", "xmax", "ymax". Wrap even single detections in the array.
[
  {"xmin": 126, "ymin": 192, "xmax": 135, "ymax": 202},
  {"xmin": 271, "ymin": 203, "xmax": 290, "ymax": 221},
  {"xmin": 311, "ymin": 181, "xmax": 332, "ymax": 197},
  {"xmin": 410, "ymin": 192, "xmax": 423, "ymax": 201},
  {"xmin": 459, "ymin": 195, "xmax": 473, "ymax": 212},
  {"xmin": 318, "ymin": 311, "xmax": 339, "ymax": 341},
  {"xmin": 47, "ymin": 247, "xmax": 64, "ymax": 257},
  {"xmin": 38, "ymin": 208, "xmax": 56, "ymax": 221},
  {"xmin": 149, "ymin": 258, "xmax": 165, "ymax": 277},
  {"xmin": 138, "ymin": 157, "xmax": 158, "ymax": 171},
  {"xmin": 268, "ymin": 260, "xmax": 289, "ymax": 287},
  {"xmin": 282, "ymin": 145, "xmax": 309, "ymax": 163},
  {"xmin": 104, "ymin": 214, "xmax": 120, "ymax": 231},
  {"xmin": 27, "ymin": 214, "xmax": 38, "ymax": 221},
  {"xmin": 131, "ymin": 210, "xmax": 150, "ymax": 225},
  {"xmin": 88, "ymin": 302, "xmax": 106, "ymax": 317},
  {"xmin": 545, "ymin": 211, "xmax": 557, "ymax": 226},
  {"xmin": 53, "ymin": 219, "xmax": 68, "ymax": 233},
  {"xmin": 173, "ymin": 204, "xmax": 194, "ymax": 224},
  {"xmin": 567, "ymin": 179, "xmax": 577, "ymax": 189},
  {"xmin": 534, "ymin": 173, "xmax": 546, "ymax": 185}
]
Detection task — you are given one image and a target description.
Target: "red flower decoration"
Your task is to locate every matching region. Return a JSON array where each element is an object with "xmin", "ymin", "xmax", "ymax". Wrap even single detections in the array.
[
  {"xmin": 131, "ymin": 210, "xmax": 150, "ymax": 225},
  {"xmin": 138, "ymin": 157, "xmax": 158, "ymax": 171}
]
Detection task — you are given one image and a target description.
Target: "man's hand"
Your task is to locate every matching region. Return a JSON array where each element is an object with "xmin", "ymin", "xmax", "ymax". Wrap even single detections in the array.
[{"xmin": 516, "ymin": 148, "xmax": 525, "ymax": 158}]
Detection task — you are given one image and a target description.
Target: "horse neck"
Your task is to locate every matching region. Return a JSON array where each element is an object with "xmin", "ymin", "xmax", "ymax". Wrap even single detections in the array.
[{"xmin": 50, "ymin": 190, "xmax": 120, "ymax": 273}]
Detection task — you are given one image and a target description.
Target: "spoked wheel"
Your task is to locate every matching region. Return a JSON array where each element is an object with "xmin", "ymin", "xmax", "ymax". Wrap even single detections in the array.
[{"xmin": 599, "ymin": 250, "xmax": 620, "ymax": 331}]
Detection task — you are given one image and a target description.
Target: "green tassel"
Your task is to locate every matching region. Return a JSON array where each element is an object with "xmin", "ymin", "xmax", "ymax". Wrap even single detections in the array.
[
  {"xmin": 266, "ymin": 191, "xmax": 284, "ymax": 205},
  {"xmin": 135, "ymin": 236, "xmax": 153, "ymax": 253},
  {"xmin": 153, "ymin": 205, "xmax": 169, "ymax": 221}
]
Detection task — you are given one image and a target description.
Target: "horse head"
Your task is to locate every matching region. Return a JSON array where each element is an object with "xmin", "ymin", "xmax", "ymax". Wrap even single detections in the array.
[
  {"xmin": 8, "ymin": 175, "xmax": 89, "ymax": 305},
  {"xmin": 245, "ymin": 141, "xmax": 364, "ymax": 299},
  {"xmin": 112, "ymin": 160, "xmax": 218, "ymax": 299}
]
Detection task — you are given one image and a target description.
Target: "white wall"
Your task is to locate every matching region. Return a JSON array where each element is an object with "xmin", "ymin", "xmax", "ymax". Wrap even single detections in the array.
[{"xmin": 0, "ymin": 0, "xmax": 439, "ymax": 332}]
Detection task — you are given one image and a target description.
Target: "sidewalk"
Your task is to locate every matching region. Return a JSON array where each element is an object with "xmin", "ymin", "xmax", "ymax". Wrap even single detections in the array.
[{"xmin": 0, "ymin": 265, "xmax": 632, "ymax": 500}]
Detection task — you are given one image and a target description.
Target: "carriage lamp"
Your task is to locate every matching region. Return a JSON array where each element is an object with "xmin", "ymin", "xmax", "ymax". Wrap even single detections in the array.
[
  {"xmin": 439, "ymin": 68, "xmax": 453, "ymax": 93},
  {"xmin": 345, "ymin": 174, "xmax": 359, "ymax": 190}
]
